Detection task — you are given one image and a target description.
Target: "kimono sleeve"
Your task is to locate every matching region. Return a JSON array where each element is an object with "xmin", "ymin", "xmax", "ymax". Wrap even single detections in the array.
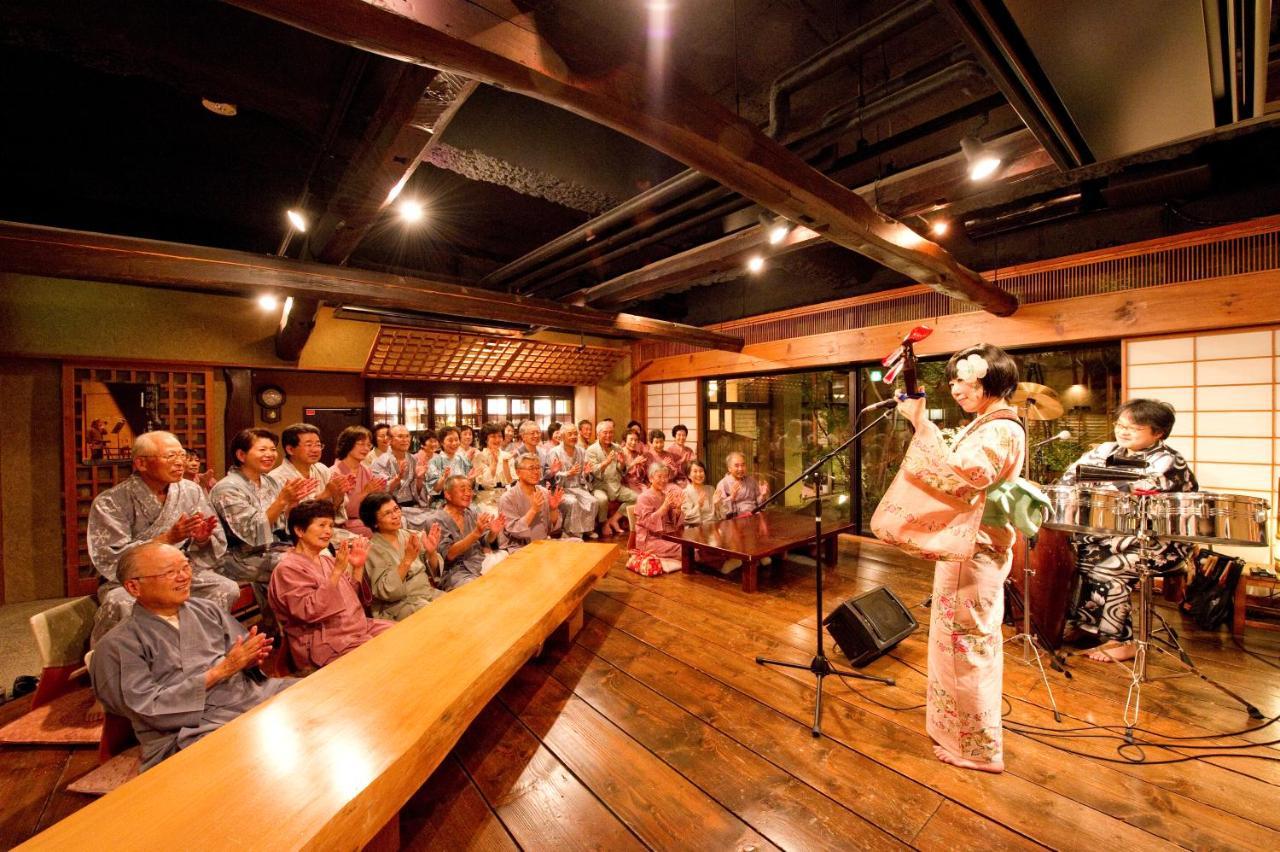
[
  {"xmin": 90, "ymin": 630, "xmax": 207, "ymax": 731},
  {"xmin": 499, "ymin": 488, "xmax": 534, "ymax": 543},
  {"xmin": 209, "ymin": 480, "xmax": 272, "ymax": 547},
  {"xmin": 86, "ymin": 491, "xmax": 142, "ymax": 583},
  {"xmin": 268, "ymin": 556, "xmax": 351, "ymax": 625},
  {"xmin": 366, "ymin": 539, "xmax": 408, "ymax": 603},
  {"xmin": 914, "ymin": 418, "xmax": 1022, "ymax": 491},
  {"xmin": 634, "ymin": 491, "xmax": 669, "ymax": 534},
  {"xmin": 1058, "ymin": 443, "xmax": 1111, "ymax": 486}
]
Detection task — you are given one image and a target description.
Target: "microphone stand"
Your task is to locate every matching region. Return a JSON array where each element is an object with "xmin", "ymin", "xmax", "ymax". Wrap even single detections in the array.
[{"xmin": 754, "ymin": 404, "xmax": 898, "ymax": 738}]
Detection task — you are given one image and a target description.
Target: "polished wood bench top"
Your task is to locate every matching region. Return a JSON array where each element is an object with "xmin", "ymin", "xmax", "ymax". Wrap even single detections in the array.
[{"xmin": 21, "ymin": 540, "xmax": 618, "ymax": 851}]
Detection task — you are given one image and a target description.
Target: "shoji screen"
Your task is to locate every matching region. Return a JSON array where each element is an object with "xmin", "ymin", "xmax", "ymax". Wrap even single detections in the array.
[
  {"xmin": 645, "ymin": 380, "xmax": 699, "ymax": 453},
  {"xmin": 1125, "ymin": 328, "xmax": 1277, "ymax": 562}
]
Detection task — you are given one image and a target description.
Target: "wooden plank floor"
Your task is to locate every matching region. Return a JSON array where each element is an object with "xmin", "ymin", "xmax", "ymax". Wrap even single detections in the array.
[{"xmin": 4, "ymin": 538, "xmax": 1280, "ymax": 850}]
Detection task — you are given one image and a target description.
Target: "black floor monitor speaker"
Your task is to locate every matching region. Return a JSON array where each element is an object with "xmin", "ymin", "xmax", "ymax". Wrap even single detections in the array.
[{"xmin": 824, "ymin": 585, "xmax": 918, "ymax": 667}]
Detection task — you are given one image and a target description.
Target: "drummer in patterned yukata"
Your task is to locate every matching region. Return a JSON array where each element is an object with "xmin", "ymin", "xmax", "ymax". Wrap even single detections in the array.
[{"xmin": 1059, "ymin": 399, "xmax": 1197, "ymax": 663}]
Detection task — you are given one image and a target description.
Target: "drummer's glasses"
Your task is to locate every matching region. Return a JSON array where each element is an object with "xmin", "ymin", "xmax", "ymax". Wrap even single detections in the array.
[{"xmin": 1114, "ymin": 417, "xmax": 1153, "ymax": 436}]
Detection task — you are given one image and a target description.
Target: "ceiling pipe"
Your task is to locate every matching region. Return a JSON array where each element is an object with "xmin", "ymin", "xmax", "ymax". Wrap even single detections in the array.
[
  {"xmin": 518, "ymin": 57, "xmax": 991, "ymax": 296},
  {"xmin": 481, "ymin": 168, "xmax": 715, "ymax": 288},
  {"xmin": 488, "ymin": 0, "xmax": 938, "ymax": 292},
  {"xmin": 768, "ymin": 0, "xmax": 936, "ymax": 138},
  {"xmin": 514, "ymin": 55, "xmax": 983, "ymax": 295}
]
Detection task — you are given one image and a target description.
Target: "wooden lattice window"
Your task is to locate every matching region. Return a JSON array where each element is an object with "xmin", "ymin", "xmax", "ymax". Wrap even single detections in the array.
[
  {"xmin": 365, "ymin": 327, "xmax": 623, "ymax": 385},
  {"xmin": 63, "ymin": 364, "xmax": 214, "ymax": 597}
]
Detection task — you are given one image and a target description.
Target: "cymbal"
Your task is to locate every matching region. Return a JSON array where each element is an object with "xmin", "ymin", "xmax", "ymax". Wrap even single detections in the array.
[{"xmin": 1011, "ymin": 382, "xmax": 1064, "ymax": 420}]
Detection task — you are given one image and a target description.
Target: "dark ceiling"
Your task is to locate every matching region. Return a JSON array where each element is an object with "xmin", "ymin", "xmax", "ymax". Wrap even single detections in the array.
[{"xmin": 2, "ymin": 0, "xmax": 1278, "ymax": 334}]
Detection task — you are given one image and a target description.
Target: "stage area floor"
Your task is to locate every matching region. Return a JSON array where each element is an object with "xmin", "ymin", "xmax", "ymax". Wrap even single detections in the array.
[{"xmin": 3, "ymin": 539, "xmax": 1279, "ymax": 850}]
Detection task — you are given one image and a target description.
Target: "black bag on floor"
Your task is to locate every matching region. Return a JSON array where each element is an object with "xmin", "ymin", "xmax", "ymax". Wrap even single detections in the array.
[{"xmin": 1180, "ymin": 549, "xmax": 1243, "ymax": 631}]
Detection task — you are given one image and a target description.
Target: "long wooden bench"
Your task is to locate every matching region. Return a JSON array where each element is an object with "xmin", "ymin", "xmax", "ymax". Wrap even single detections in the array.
[{"xmin": 20, "ymin": 540, "xmax": 618, "ymax": 851}]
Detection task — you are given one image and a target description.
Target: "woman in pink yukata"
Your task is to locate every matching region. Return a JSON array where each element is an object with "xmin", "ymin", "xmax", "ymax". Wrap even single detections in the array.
[
  {"xmin": 893, "ymin": 343, "xmax": 1024, "ymax": 773},
  {"xmin": 268, "ymin": 499, "xmax": 393, "ymax": 670}
]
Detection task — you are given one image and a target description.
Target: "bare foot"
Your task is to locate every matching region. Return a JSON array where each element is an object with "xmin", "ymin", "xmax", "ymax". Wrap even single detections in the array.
[
  {"xmin": 933, "ymin": 744, "xmax": 1004, "ymax": 773},
  {"xmin": 1086, "ymin": 642, "xmax": 1136, "ymax": 663},
  {"xmin": 86, "ymin": 698, "xmax": 106, "ymax": 724}
]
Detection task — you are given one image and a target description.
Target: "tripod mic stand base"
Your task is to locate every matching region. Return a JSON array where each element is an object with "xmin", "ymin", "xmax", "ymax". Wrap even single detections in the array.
[{"xmin": 756, "ymin": 654, "xmax": 894, "ymax": 738}]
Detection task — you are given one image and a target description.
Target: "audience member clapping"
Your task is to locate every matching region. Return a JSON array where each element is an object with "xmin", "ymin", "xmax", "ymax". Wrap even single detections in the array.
[
  {"xmin": 87, "ymin": 431, "xmax": 239, "ymax": 644},
  {"xmin": 547, "ymin": 425, "xmax": 601, "ymax": 540},
  {"xmin": 331, "ymin": 426, "xmax": 388, "ymax": 538},
  {"xmin": 268, "ymin": 500, "xmax": 393, "ymax": 669},
  {"xmin": 432, "ymin": 475, "xmax": 507, "ymax": 589},
  {"xmin": 498, "ymin": 455, "xmax": 566, "ymax": 551},
  {"xmin": 208, "ymin": 428, "xmax": 301, "ymax": 584},
  {"xmin": 90, "ymin": 542, "xmax": 292, "ymax": 770},
  {"xmin": 360, "ymin": 492, "xmax": 445, "ymax": 620},
  {"xmin": 371, "ymin": 425, "xmax": 431, "ymax": 529}
]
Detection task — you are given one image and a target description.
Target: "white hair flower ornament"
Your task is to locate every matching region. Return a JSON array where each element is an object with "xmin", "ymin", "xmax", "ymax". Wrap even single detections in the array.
[{"xmin": 954, "ymin": 353, "xmax": 989, "ymax": 382}]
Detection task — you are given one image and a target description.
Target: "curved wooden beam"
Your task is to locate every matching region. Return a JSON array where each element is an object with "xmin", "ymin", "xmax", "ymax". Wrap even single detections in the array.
[
  {"xmin": 0, "ymin": 221, "xmax": 744, "ymax": 352},
  {"xmin": 226, "ymin": 0, "xmax": 1019, "ymax": 316}
]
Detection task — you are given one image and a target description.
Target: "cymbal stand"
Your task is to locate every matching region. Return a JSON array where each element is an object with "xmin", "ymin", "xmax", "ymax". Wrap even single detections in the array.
[
  {"xmin": 1119, "ymin": 499, "xmax": 1263, "ymax": 734},
  {"xmin": 1004, "ymin": 402, "xmax": 1064, "ymax": 721}
]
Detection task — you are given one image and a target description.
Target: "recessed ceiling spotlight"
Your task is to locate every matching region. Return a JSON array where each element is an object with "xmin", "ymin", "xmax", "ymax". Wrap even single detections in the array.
[
  {"xmin": 931, "ymin": 219, "xmax": 950, "ymax": 237},
  {"xmin": 746, "ymin": 255, "xmax": 766, "ymax": 274},
  {"xmin": 286, "ymin": 209, "xmax": 308, "ymax": 233},
  {"xmin": 257, "ymin": 294, "xmax": 280, "ymax": 311},
  {"xmin": 961, "ymin": 134, "xmax": 1002, "ymax": 181},
  {"xmin": 201, "ymin": 98, "xmax": 237, "ymax": 117},
  {"xmin": 767, "ymin": 221, "xmax": 791, "ymax": 245},
  {"xmin": 399, "ymin": 199, "xmax": 425, "ymax": 223}
]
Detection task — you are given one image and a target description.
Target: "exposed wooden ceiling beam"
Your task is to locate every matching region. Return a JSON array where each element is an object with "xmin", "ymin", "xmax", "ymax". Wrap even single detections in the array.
[
  {"xmin": 278, "ymin": 67, "xmax": 478, "ymax": 360},
  {"xmin": 0, "ymin": 221, "xmax": 743, "ymax": 352},
  {"xmin": 225, "ymin": 0, "xmax": 1019, "ymax": 317},
  {"xmin": 583, "ymin": 131, "xmax": 1052, "ymax": 308}
]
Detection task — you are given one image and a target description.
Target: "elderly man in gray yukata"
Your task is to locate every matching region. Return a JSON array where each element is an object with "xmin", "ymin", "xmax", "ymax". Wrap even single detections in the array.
[
  {"xmin": 372, "ymin": 424, "xmax": 433, "ymax": 528},
  {"xmin": 89, "ymin": 542, "xmax": 293, "ymax": 770},
  {"xmin": 431, "ymin": 475, "xmax": 507, "ymax": 590},
  {"xmin": 87, "ymin": 431, "xmax": 240, "ymax": 645},
  {"xmin": 498, "ymin": 454, "xmax": 568, "ymax": 552}
]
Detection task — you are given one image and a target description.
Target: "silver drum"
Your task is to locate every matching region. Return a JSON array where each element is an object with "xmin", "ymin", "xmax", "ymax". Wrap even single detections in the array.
[
  {"xmin": 1043, "ymin": 485, "xmax": 1136, "ymax": 536},
  {"xmin": 1145, "ymin": 491, "xmax": 1270, "ymax": 546}
]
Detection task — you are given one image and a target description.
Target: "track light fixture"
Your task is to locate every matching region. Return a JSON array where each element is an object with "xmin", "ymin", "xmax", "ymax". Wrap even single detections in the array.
[{"xmin": 961, "ymin": 134, "xmax": 1001, "ymax": 181}]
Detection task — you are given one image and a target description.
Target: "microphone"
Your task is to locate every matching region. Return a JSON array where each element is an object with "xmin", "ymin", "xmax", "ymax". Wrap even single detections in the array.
[
  {"xmin": 1033, "ymin": 430, "xmax": 1071, "ymax": 448},
  {"xmin": 861, "ymin": 396, "xmax": 903, "ymax": 413},
  {"xmin": 881, "ymin": 325, "xmax": 933, "ymax": 370}
]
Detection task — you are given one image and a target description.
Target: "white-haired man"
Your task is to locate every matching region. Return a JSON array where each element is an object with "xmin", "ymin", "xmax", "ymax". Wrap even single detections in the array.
[
  {"xmin": 87, "ymin": 431, "xmax": 240, "ymax": 644},
  {"xmin": 584, "ymin": 419, "xmax": 636, "ymax": 536},
  {"xmin": 90, "ymin": 542, "xmax": 292, "ymax": 770},
  {"xmin": 714, "ymin": 451, "xmax": 771, "ymax": 517}
]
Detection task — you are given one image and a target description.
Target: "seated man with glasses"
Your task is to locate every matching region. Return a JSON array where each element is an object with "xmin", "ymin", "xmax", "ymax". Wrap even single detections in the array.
[
  {"xmin": 90, "ymin": 541, "xmax": 293, "ymax": 771},
  {"xmin": 87, "ymin": 431, "xmax": 240, "ymax": 645},
  {"xmin": 1061, "ymin": 399, "xmax": 1198, "ymax": 663}
]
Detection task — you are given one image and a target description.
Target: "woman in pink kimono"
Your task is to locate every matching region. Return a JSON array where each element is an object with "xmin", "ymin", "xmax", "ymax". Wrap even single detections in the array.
[
  {"xmin": 894, "ymin": 343, "xmax": 1024, "ymax": 773},
  {"xmin": 268, "ymin": 499, "xmax": 393, "ymax": 669},
  {"xmin": 331, "ymin": 426, "xmax": 388, "ymax": 538},
  {"xmin": 632, "ymin": 462, "xmax": 686, "ymax": 573}
]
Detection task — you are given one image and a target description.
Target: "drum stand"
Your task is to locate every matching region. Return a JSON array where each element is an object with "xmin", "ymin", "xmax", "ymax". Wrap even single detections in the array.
[
  {"xmin": 1118, "ymin": 518, "xmax": 1263, "ymax": 733},
  {"xmin": 1004, "ymin": 406, "xmax": 1064, "ymax": 721}
]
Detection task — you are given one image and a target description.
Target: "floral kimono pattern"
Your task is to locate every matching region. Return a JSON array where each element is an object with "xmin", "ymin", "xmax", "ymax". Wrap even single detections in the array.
[{"xmin": 907, "ymin": 410, "xmax": 1024, "ymax": 765}]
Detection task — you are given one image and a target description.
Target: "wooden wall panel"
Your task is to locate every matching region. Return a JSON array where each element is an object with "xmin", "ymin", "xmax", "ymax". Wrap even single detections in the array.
[{"xmin": 636, "ymin": 271, "xmax": 1280, "ymax": 383}]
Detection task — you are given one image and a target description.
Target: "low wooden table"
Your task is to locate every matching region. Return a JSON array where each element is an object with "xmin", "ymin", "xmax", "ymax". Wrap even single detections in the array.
[
  {"xmin": 21, "ymin": 541, "xmax": 618, "ymax": 851},
  {"xmin": 661, "ymin": 509, "xmax": 856, "ymax": 592}
]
